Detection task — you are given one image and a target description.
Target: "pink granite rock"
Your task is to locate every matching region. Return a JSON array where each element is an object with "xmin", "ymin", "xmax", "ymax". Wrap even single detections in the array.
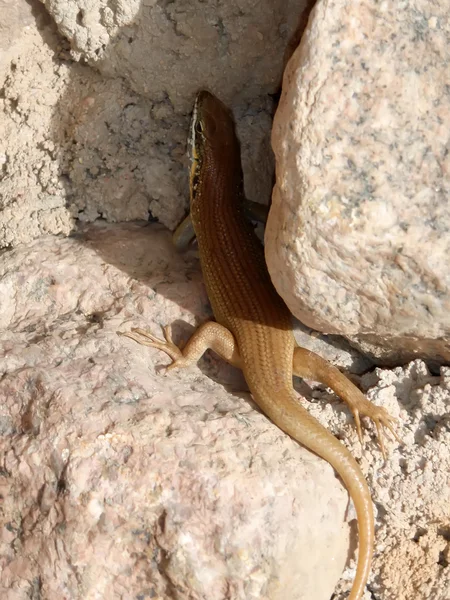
[
  {"xmin": 266, "ymin": 0, "xmax": 450, "ymax": 365},
  {"xmin": 0, "ymin": 223, "xmax": 349, "ymax": 600},
  {"xmin": 1, "ymin": 223, "xmax": 448, "ymax": 600}
]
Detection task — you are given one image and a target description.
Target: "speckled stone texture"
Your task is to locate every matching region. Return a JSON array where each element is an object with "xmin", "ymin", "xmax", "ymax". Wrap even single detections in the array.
[
  {"xmin": 266, "ymin": 0, "xmax": 450, "ymax": 365},
  {"xmin": 1, "ymin": 223, "xmax": 449, "ymax": 600},
  {"xmin": 0, "ymin": 223, "xmax": 350, "ymax": 600},
  {"xmin": 0, "ymin": 0, "xmax": 309, "ymax": 248}
]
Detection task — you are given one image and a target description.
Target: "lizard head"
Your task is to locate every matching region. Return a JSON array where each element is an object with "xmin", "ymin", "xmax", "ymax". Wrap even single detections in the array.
[{"xmin": 188, "ymin": 90, "xmax": 242, "ymax": 207}]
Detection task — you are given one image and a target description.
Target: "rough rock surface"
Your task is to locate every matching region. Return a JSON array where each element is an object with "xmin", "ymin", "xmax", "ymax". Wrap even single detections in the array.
[
  {"xmin": 266, "ymin": 0, "xmax": 450, "ymax": 365},
  {"xmin": 0, "ymin": 0, "xmax": 73, "ymax": 247},
  {"xmin": 0, "ymin": 0, "xmax": 309, "ymax": 249},
  {"xmin": 40, "ymin": 0, "xmax": 300, "ymax": 111},
  {"xmin": 0, "ymin": 223, "xmax": 349, "ymax": 600},
  {"xmin": 1, "ymin": 223, "xmax": 449, "ymax": 600}
]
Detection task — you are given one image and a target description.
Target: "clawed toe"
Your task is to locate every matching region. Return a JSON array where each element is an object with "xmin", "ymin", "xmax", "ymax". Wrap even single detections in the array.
[
  {"xmin": 162, "ymin": 324, "xmax": 174, "ymax": 344},
  {"xmin": 118, "ymin": 324, "xmax": 184, "ymax": 366},
  {"xmin": 120, "ymin": 328, "xmax": 157, "ymax": 346},
  {"xmin": 352, "ymin": 403, "xmax": 403, "ymax": 459},
  {"xmin": 352, "ymin": 409, "xmax": 364, "ymax": 445}
]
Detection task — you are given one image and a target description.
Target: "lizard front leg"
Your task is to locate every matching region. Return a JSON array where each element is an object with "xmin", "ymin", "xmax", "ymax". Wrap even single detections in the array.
[
  {"xmin": 119, "ymin": 321, "xmax": 242, "ymax": 371},
  {"xmin": 292, "ymin": 346, "xmax": 401, "ymax": 457}
]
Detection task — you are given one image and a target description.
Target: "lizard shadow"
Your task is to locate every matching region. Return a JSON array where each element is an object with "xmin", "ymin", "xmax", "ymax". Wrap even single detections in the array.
[{"xmin": 77, "ymin": 221, "xmax": 208, "ymax": 317}]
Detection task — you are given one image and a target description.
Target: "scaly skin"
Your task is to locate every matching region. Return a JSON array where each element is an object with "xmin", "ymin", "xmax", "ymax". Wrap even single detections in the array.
[{"xmin": 121, "ymin": 91, "xmax": 400, "ymax": 600}]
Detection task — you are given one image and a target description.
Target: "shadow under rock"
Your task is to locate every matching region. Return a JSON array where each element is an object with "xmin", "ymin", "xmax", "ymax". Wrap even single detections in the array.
[
  {"xmin": 77, "ymin": 221, "xmax": 248, "ymax": 395},
  {"xmin": 77, "ymin": 220, "xmax": 205, "ymax": 314}
]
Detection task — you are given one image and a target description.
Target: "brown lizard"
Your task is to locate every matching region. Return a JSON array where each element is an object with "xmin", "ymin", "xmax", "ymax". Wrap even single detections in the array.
[{"xmin": 121, "ymin": 90, "xmax": 400, "ymax": 600}]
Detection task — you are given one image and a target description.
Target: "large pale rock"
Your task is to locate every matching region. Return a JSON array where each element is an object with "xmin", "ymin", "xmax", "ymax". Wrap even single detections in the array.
[
  {"xmin": 266, "ymin": 0, "xmax": 450, "ymax": 365},
  {"xmin": 1, "ymin": 223, "xmax": 449, "ymax": 600},
  {"xmin": 0, "ymin": 223, "xmax": 350, "ymax": 600}
]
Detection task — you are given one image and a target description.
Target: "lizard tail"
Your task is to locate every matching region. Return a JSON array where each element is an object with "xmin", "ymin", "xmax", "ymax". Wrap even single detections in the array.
[{"xmin": 251, "ymin": 387, "xmax": 373, "ymax": 600}]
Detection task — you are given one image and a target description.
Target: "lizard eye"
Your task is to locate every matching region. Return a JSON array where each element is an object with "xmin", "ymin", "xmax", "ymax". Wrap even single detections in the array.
[{"xmin": 195, "ymin": 121, "xmax": 204, "ymax": 134}]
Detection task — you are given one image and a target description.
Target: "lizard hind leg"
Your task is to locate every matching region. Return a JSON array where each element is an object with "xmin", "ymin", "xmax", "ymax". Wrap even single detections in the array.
[{"xmin": 292, "ymin": 346, "xmax": 402, "ymax": 458}]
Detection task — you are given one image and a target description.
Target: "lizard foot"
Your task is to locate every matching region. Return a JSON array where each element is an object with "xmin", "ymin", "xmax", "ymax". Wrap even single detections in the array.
[
  {"xmin": 351, "ymin": 401, "xmax": 403, "ymax": 459},
  {"xmin": 118, "ymin": 325, "xmax": 186, "ymax": 372}
]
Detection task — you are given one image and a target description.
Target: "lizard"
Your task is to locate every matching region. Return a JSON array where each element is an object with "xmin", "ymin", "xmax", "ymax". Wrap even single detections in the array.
[
  {"xmin": 120, "ymin": 90, "xmax": 401, "ymax": 600},
  {"xmin": 172, "ymin": 196, "xmax": 269, "ymax": 251}
]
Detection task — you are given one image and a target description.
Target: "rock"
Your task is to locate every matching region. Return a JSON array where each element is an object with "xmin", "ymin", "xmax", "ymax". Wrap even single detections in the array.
[
  {"xmin": 1, "ymin": 222, "xmax": 449, "ymax": 600},
  {"xmin": 266, "ymin": 0, "xmax": 450, "ymax": 365},
  {"xmin": 0, "ymin": 223, "xmax": 350, "ymax": 600},
  {"xmin": 40, "ymin": 0, "xmax": 298, "ymax": 111},
  {"xmin": 0, "ymin": 0, "xmax": 74, "ymax": 248},
  {"xmin": 0, "ymin": 0, "xmax": 310, "ymax": 248},
  {"xmin": 293, "ymin": 320, "xmax": 373, "ymax": 375}
]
